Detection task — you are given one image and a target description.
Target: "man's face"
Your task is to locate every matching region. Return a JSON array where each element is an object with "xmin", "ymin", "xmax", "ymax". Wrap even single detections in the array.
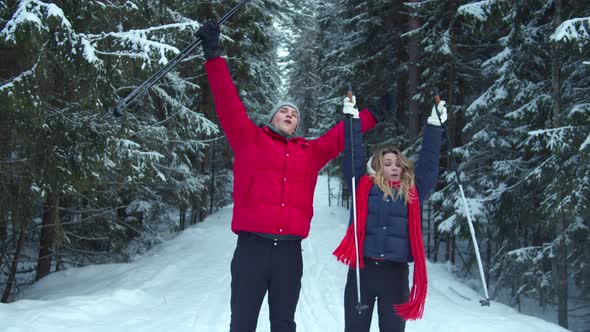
[{"xmin": 271, "ymin": 106, "xmax": 299, "ymax": 135}]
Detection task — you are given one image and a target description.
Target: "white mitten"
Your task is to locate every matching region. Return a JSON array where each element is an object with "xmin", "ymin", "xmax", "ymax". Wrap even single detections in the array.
[
  {"xmin": 342, "ymin": 95, "xmax": 359, "ymax": 118},
  {"xmin": 427, "ymin": 100, "xmax": 448, "ymax": 126}
]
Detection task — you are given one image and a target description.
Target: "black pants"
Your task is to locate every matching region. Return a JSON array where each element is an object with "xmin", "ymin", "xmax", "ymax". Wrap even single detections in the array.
[
  {"xmin": 344, "ymin": 258, "xmax": 409, "ymax": 332},
  {"xmin": 230, "ymin": 232, "xmax": 303, "ymax": 332}
]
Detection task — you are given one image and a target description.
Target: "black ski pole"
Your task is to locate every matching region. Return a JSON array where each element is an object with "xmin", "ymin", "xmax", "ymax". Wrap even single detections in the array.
[
  {"xmin": 346, "ymin": 83, "xmax": 369, "ymax": 315},
  {"xmin": 432, "ymin": 88, "xmax": 491, "ymax": 306},
  {"xmin": 108, "ymin": 0, "xmax": 251, "ymax": 118}
]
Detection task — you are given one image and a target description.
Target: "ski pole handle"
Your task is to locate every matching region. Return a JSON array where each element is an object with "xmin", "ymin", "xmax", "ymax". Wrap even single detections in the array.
[
  {"xmin": 432, "ymin": 88, "xmax": 444, "ymax": 123},
  {"xmin": 434, "ymin": 95, "xmax": 441, "ymax": 107},
  {"xmin": 346, "ymin": 83, "xmax": 353, "ymax": 103},
  {"xmin": 433, "ymin": 87, "xmax": 441, "ymax": 107},
  {"xmin": 432, "ymin": 88, "xmax": 457, "ymax": 178}
]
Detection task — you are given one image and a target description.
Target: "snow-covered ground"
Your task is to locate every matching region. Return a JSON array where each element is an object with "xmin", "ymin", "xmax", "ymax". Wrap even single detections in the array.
[{"xmin": 0, "ymin": 176, "xmax": 570, "ymax": 332}]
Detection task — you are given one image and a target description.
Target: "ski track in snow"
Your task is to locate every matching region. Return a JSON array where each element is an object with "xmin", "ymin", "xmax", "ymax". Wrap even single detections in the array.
[{"xmin": 0, "ymin": 176, "xmax": 569, "ymax": 332}]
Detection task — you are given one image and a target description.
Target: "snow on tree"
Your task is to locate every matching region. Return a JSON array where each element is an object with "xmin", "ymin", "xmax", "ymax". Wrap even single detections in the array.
[{"xmin": 0, "ymin": 0, "xmax": 262, "ymax": 300}]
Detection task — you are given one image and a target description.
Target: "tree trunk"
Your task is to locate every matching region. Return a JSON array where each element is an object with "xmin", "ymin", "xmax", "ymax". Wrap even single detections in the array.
[
  {"xmin": 445, "ymin": 234, "xmax": 451, "ymax": 262},
  {"xmin": 446, "ymin": 58, "xmax": 457, "ymax": 171},
  {"xmin": 36, "ymin": 191, "xmax": 59, "ymax": 281},
  {"xmin": 552, "ymin": 0, "xmax": 562, "ymax": 131},
  {"xmin": 433, "ymin": 226, "xmax": 440, "ymax": 263},
  {"xmin": 179, "ymin": 206, "xmax": 186, "ymax": 231},
  {"xmin": 551, "ymin": 0, "xmax": 568, "ymax": 328},
  {"xmin": 554, "ymin": 216, "xmax": 568, "ymax": 328},
  {"xmin": 2, "ymin": 227, "xmax": 25, "ymax": 303},
  {"xmin": 199, "ymin": 207, "xmax": 206, "ymax": 224},
  {"xmin": 190, "ymin": 200, "xmax": 198, "ymax": 226},
  {"xmin": 450, "ymin": 233, "xmax": 456, "ymax": 264},
  {"xmin": 55, "ymin": 252, "xmax": 61, "ymax": 272},
  {"xmin": 0, "ymin": 206, "xmax": 7, "ymax": 276},
  {"xmin": 0, "ymin": 205, "xmax": 6, "ymax": 244},
  {"xmin": 485, "ymin": 231, "xmax": 491, "ymax": 291},
  {"xmin": 407, "ymin": 0, "xmax": 420, "ymax": 141},
  {"xmin": 444, "ymin": 0, "xmax": 461, "ymax": 171}
]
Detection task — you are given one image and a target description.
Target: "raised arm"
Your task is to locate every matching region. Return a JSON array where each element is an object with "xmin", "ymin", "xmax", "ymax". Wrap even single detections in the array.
[
  {"xmin": 311, "ymin": 92, "xmax": 395, "ymax": 171},
  {"xmin": 414, "ymin": 101, "xmax": 447, "ymax": 202},
  {"xmin": 311, "ymin": 109, "xmax": 376, "ymax": 171},
  {"xmin": 414, "ymin": 125, "xmax": 442, "ymax": 202},
  {"xmin": 198, "ymin": 20, "xmax": 258, "ymax": 151},
  {"xmin": 204, "ymin": 58, "xmax": 258, "ymax": 151}
]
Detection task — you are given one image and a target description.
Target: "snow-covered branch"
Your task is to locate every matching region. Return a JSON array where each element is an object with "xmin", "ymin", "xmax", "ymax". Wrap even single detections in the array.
[
  {"xmin": 581, "ymin": 134, "xmax": 590, "ymax": 151},
  {"xmin": 86, "ymin": 22, "xmax": 199, "ymax": 39},
  {"xmin": 528, "ymin": 126, "xmax": 575, "ymax": 137},
  {"xmin": 0, "ymin": 58, "xmax": 38, "ymax": 93},
  {"xmin": 528, "ymin": 126, "xmax": 575, "ymax": 151},
  {"xmin": 507, "ymin": 246, "xmax": 544, "ymax": 263},
  {"xmin": 0, "ymin": 0, "xmax": 72, "ymax": 43},
  {"xmin": 457, "ymin": 0, "xmax": 503, "ymax": 22},
  {"xmin": 551, "ymin": 17, "xmax": 590, "ymax": 49}
]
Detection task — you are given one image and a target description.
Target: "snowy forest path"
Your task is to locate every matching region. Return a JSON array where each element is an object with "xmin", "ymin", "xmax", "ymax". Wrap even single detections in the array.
[{"xmin": 0, "ymin": 177, "xmax": 570, "ymax": 332}]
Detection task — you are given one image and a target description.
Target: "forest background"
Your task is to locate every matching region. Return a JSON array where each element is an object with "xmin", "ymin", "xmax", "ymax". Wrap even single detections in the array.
[{"xmin": 1, "ymin": 0, "xmax": 589, "ymax": 330}]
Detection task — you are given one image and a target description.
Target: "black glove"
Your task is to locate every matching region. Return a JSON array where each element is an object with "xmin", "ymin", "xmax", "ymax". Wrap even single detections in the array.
[
  {"xmin": 368, "ymin": 91, "xmax": 396, "ymax": 123},
  {"xmin": 196, "ymin": 20, "xmax": 222, "ymax": 59}
]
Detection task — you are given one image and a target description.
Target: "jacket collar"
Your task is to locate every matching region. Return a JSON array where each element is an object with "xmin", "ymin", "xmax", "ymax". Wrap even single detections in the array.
[{"xmin": 263, "ymin": 126, "xmax": 309, "ymax": 146}]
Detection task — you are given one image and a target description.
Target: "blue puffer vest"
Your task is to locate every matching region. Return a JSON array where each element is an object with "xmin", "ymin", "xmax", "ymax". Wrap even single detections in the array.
[{"xmin": 343, "ymin": 118, "xmax": 441, "ymax": 263}]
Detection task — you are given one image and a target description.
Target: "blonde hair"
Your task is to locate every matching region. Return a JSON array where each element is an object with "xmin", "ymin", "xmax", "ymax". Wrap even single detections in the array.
[{"xmin": 369, "ymin": 147, "xmax": 415, "ymax": 204}]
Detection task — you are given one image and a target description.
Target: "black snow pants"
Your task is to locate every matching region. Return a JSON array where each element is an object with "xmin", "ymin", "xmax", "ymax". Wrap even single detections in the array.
[
  {"xmin": 344, "ymin": 258, "xmax": 409, "ymax": 332},
  {"xmin": 229, "ymin": 232, "xmax": 303, "ymax": 332}
]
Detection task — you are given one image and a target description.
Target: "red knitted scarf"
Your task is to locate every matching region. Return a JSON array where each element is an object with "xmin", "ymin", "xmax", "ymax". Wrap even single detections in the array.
[{"xmin": 333, "ymin": 175, "xmax": 428, "ymax": 320}]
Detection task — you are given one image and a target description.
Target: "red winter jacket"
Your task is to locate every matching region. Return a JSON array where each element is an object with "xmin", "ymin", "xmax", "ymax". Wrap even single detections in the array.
[{"xmin": 205, "ymin": 57, "xmax": 377, "ymax": 238}]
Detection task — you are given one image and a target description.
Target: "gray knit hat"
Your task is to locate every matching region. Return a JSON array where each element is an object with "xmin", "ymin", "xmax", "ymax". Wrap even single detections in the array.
[{"xmin": 269, "ymin": 101, "xmax": 300, "ymax": 130}]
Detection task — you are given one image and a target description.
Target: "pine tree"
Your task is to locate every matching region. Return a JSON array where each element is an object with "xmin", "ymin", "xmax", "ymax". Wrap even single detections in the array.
[
  {"xmin": 0, "ymin": 0, "xmax": 253, "ymax": 298},
  {"xmin": 456, "ymin": 0, "xmax": 590, "ymax": 327}
]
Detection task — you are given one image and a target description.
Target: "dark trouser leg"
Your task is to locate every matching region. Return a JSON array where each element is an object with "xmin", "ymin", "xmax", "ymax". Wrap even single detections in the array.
[
  {"xmin": 230, "ymin": 234, "xmax": 271, "ymax": 332},
  {"xmin": 376, "ymin": 262, "xmax": 409, "ymax": 332},
  {"xmin": 344, "ymin": 267, "xmax": 376, "ymax": 332},
  {"xmin": 267, "ymin": 239, "xmax": 303, "ymax": 332}
]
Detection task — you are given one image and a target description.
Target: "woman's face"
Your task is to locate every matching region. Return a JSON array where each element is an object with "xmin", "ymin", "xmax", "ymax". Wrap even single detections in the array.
[{"xmin": 381, "ymin": 152, "xmax": 402, "ymax": 181}]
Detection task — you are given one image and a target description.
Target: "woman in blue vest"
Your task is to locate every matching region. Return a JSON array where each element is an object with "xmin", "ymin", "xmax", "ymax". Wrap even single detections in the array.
[{"xmin": 334, "ymin": 95, "xmax": 447, "ymax": 332}]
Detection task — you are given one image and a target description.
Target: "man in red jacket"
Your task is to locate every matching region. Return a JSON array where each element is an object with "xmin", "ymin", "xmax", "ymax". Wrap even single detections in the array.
[{"xmin": 197, "ymin": 21, "xmax": 392, "ymax": 332}]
